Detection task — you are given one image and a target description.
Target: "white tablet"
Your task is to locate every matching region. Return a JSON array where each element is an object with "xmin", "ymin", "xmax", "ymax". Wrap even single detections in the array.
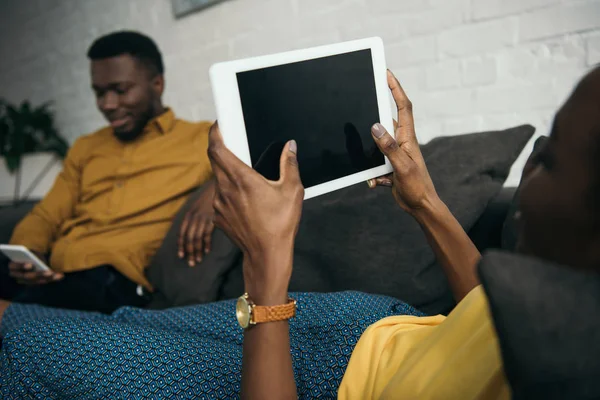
[{"xmin": 209, "ymin": 37, "xmax": 394, "ymax": 200}]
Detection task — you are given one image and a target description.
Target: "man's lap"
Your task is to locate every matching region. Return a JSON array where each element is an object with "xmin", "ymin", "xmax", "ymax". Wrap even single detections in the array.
[{"xmin": 13, "ymin": 265, "xmax": 147, "ymax": 314}]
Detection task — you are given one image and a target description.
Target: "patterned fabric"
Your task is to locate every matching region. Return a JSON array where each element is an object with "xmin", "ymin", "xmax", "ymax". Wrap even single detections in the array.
[{"xmin": 0, "ymin": 292, "xmax": 422, "ymax": 399}]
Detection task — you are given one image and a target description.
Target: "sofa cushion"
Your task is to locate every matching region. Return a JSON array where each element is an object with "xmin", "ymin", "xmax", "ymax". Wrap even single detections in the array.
[
  {"xmin": 221, "ymin": 125, "xmax": 535, "ymax": 315},
  {"xmin": 479, "ymin": 250, "xmax": 600, "ymax": 400},
  {"xmin": 145, "ymin": 185, "xmax": 241, "ymax": 308},
  {"xmin": 0, "ymin": 201, "xmax": 38, "ymax": 299}
]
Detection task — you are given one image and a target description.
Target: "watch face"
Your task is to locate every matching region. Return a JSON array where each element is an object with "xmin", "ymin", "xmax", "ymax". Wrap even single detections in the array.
[{"xmin": 236, "ymin": 296, "xmax": 251, "ymax": 329}]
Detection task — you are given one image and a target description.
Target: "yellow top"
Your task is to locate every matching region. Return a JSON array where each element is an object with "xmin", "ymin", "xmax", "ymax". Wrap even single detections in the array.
[
  {"xmin": 10, "ymin": 109, "xmax": 213, "ymax": 289},
  {"xmin": 339, "ymin": 286, "xmax": 510, "ymax": 399}
]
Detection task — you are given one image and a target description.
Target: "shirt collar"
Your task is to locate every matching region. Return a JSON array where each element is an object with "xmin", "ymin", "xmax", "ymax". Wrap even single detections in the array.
[{"xmin": 150, "ymin": 108, "xmax": 176, "ymax": 134}]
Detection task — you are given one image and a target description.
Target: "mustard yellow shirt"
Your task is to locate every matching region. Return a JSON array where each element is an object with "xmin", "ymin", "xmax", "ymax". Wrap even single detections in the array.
[
  {"xmin": 10, "ymin": 109, "xmax": 213, "ymax": 288},
  {"xmin": 339, "ymin": 286, "xmax": 510, "ymax": 399}
]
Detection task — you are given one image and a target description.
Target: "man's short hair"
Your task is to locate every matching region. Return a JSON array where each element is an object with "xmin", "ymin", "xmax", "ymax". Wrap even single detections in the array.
[{"xmin": 87, "ymin": 31, "xmax": 164, "ymax": 76}]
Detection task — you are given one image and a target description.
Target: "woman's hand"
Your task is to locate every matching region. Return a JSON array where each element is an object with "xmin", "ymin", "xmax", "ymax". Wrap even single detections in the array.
[
  {"xmin": 207, "ymin": 123, "xmax": 304, "ymax": 304},
  {"xmin": 369, "ymin": 70, "xmax": 439, "ymax": 216}
]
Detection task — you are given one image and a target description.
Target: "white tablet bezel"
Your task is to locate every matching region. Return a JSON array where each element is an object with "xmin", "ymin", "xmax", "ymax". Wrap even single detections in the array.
[{"xmin": 209, "ymin": 37, "xmax": 394, "ymax": 200}]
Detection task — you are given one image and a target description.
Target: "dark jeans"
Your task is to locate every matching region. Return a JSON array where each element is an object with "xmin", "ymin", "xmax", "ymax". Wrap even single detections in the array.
[{"xmin": 13, "ymin": 265, "xmax": 149, "ymax": 314}]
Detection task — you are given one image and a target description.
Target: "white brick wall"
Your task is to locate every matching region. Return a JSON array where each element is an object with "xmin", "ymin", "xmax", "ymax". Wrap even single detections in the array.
[{"xmin": 1, "ymin": 0, "xmax": 599, "ymax": 199}]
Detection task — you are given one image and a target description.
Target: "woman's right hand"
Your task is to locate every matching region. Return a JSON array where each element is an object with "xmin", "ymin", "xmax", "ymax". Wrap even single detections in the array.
[{"xmin": 369, "ymin": 70, "xmax": 439, "ymax": 216}]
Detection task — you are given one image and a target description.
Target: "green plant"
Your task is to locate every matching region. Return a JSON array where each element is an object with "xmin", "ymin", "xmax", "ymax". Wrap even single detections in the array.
[{"xmin": 0, "ymin": 99, "xmax": 69, "ymax": 173}]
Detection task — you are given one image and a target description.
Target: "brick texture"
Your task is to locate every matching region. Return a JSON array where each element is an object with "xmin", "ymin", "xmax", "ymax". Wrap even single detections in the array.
[{"xmin": 0, "ymin": 0, "xmax": 599, "ymax": 197}]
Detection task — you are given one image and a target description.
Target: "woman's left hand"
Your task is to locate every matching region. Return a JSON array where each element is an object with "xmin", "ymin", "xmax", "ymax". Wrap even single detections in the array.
[{"xmin": 207, "ymin": 122, "xmax": 304, "ymax": 304}]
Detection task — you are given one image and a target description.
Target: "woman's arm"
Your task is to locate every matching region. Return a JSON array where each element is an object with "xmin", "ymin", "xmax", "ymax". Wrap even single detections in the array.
[
  {"xmin": 370, "ymin": 71, "xmax": 481, "ymax": 302},
  {"xmin": 207, "ymin": 125, "xmax": 302, "ymax": 399},
  {"xmin": 241, "ymin": 252, "xmax": 297, "ymax": 400},
  {"xmin": 412, "ymin": 197, "xmax": 481, "ymax": 302}
]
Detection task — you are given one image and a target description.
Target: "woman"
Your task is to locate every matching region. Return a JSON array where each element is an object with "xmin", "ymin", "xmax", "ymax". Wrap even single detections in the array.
[
  {"xmin": 201, "ymin": 67, "xmax": 600, "ymax": 399},
  {"xmin": 1, "ymin": 67, "xmax": 599, "ymax": 399}
]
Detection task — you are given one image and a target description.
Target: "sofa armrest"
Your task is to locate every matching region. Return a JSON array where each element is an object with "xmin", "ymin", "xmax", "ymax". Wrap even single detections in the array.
[
  {"xmin": 0, "ymin": 201, "xmax": 38, "ymax": 243},
  {"xmin": 0, "ymin": 201, "xmax": 38, "ymax": 299},
  {"xmin": 468, "ymin": 187, "xmax": 517, "ymax": 252}
]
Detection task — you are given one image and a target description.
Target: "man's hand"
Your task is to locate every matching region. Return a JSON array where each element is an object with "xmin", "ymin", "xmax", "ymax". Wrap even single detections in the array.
[
  {"xmin": 368, "ymin": 70, "xmax": 439, "ymax": 216},
  {"xmin": 207, "ymin": 122, "xmax": 303, "ymax": 305},
  {"xmin": 9, "ymin": 253, "xmax": 64, "ymax": 285},
  {"xmin": 178, "ymin": 180, "xmax": 217, "ymax": 267}
]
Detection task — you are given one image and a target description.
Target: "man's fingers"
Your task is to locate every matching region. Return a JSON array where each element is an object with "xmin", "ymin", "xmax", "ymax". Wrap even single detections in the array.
[
  {"xmin": 194, "ymin": 220, "xmax": 206, "ymax": 263},
  {"xmin": 178, "ymin": 213, "xmax": 192, "ymax": 259},
  {"xmin": 9, "ymin": 262, "xmax": 31, "ymax": 273},
  {"xmin": 13, "ymin": 269, "xmax": 62, "ymax": 285},
  {"xmin": 278, "ymin": 140, "xmax": 302, "ymax": 186},
  {"xmin": 186, "ymin": 219, "xmax": 199, "ymax": 267},
  {"xmin": 203, "ymin": 221, "xmax": 214, "ymax": 255},
  {"xmin": 387, "ymin": 70, "xmax": 416, "ymax": 143}
]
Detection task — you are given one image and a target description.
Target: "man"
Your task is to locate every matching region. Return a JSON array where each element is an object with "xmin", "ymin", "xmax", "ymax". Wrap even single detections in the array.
[{"xmin": 6, "ymin": 31, "xmax": 216, "ymax": 313}]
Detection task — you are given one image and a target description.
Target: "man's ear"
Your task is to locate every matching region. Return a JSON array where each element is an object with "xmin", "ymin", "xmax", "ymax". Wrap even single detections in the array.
[{"xmin": 152, "ymin": 74, "xmax": 165, "ymax": 97}]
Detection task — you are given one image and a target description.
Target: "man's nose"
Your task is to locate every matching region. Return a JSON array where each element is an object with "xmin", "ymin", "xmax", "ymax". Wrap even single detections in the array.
[{"xmin": 99, "ymin": 91, "xmax": 119, "ymax": 111}]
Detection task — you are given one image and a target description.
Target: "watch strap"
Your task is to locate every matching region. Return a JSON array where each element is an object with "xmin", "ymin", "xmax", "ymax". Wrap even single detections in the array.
[{"xmin": 252, "ymin": 298, "xmax": 297, "ymax": 324}]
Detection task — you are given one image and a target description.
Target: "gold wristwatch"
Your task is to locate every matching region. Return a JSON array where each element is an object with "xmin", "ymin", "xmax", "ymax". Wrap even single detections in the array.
[{"xmin": 236, "ymin": 293, "xmax": 297, "ymax": 329}]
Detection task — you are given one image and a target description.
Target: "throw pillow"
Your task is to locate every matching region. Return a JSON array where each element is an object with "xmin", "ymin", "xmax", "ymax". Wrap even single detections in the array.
[
  {"xmin": 145, "ymin": 185, "xmax": 241, "ymax": 308},
  {"xmin": 479, "ymin": 250, "xmax": 600, "ymax": 399}
]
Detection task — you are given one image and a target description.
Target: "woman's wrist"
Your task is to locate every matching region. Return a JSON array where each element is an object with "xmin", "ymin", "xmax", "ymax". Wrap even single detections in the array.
[
  {"xmin": 411, "ymin": 194, "xmax": 447, "ymax": 226},
  {"xmin": 243, "ymin": 245, "xmax": 294, "ymax": 306}
]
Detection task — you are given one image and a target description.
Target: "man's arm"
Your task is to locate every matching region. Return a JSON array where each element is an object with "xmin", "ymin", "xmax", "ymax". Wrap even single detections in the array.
[{"xmin": 10, "ymin": 139, "xmax": 84, "ymax": 254}]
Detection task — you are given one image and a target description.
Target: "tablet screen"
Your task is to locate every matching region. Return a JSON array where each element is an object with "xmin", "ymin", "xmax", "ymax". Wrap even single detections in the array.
[{"xmin": 236, "ymin": 49, "xmax": 384, "ymax": 188}]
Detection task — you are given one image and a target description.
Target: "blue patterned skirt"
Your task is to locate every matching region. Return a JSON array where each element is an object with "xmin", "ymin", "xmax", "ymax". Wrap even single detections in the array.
[{"xmin": 0, "ymin": 291, "xmax": 422, "ymax": 399}]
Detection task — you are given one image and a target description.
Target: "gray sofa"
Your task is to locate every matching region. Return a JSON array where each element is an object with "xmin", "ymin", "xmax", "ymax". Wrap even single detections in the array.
[
  {"xmin": 0, "ymin": 186, "xmax": 516, "ymax": 304},
  {"xmin": 0, "ymin": 124, "xmax": 535, "ymax": 315}
]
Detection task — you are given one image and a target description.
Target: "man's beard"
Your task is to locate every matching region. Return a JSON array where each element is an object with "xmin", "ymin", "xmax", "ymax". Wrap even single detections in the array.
[{"xmin": 113, "ymin": 107, "xmax": 155, "ymax": 142}]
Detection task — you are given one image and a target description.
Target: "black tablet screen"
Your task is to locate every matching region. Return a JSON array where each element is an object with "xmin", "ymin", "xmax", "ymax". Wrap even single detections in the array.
[{"xmin": 236, "ymin": 49, "xmax": 384, "ymax": 188}]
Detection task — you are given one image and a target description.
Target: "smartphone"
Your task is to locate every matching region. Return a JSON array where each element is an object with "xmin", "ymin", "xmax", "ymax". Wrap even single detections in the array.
[{"xmin": 0, "ymin": 244, "xmax": 50, "ymax": 272}]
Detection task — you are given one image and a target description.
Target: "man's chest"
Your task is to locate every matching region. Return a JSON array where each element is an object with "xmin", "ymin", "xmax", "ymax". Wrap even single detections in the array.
[{"xmin": 79, "ymin": 136, "xmax": 206, "ymax": 201}]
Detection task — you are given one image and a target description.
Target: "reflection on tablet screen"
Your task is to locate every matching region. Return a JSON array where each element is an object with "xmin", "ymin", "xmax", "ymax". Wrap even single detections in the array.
[{"xmin": 236, "ymin": 49, "xmax": 384, "ymax": 188}]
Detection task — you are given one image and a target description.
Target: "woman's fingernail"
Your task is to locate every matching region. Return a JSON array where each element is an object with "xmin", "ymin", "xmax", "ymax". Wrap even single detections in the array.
[
  {"xmin": 367, "ymin": 179, "xmax": 376, "ymax": 188},
  {"xmin": 289, "ymin": 140, "xmax": 297, "ymax": 154},
  {"xmin": 372, "ymin": 123, "xmax": 385, "ymax": 138}
]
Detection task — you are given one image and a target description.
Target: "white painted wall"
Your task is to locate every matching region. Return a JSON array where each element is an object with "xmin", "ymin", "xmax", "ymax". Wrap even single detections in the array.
[{"xmin": 1, "ymin": 0, "xmax": 599, "ymax": 199}]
